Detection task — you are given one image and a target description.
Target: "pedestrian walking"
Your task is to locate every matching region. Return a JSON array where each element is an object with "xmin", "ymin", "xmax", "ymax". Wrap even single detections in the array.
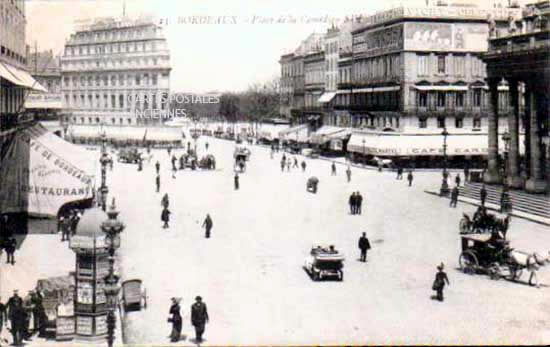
[
  {"xmin": 205, "ymin": 142, "xmax": 209, "ymax": 151},
  {"xmin": 168, "ymin": 297, "xmax": 182, "ymax": 342},
  {"xmin": 6, "ymin": 236, "xmax": 16, "ymax": 265},
  {"xmin": 7, "ymin": 290, "xmax": 23, "ymax": 346},
  {"xmin": 331, "ymin": 162, "xmax": 337, "ymax": 176},
  {"xmin": 346, "ymin": 166, "xmax": 351, "ymax": 183},
  {"xmin": 455, "ymin": 173, "xmax": 461, "ymax": 187},
  {"xmin": 293, "ymin": 157, "xmax": 299, "ymax": 168},
  {"xmin": 171, "ymin": 155, "xmax": 177, "ymax": 171},
  {"xmin": 396, "ymin": 167, "xmax": 403, "ymax": 180},
  {"xmin": 161, "ymin": 207, "xmax": 171, "ymax": 229},
  {"xmin": 60, "ymin": 216, "xmax": 70, "ymax": 242},
  {"xmin": 349, "ymin": 193, "xmax": 356, "ymax": 215},
  {"xmin": 191, "ymin": 296, "xmax": 209, "ymax": 343},
  {"xmin": 0, "ymin": 296, "xmax": 7, "ymax": 338},
  {"xmin": 137, "ymin": 158, "xmax": 143, "ymax": 171},
  {"xmin": 450, "ymin": 186, "xmax": 459, "ymax": 208},
  {"xmin": 172, "ymin": 165, "xmax": 177, "ymax": 179},
  {"xmin": 432, "ymin": 263, "xmax": 450, "ymax": 302},
  {"xmin": 500, "ymin": 186, "xmax": 511, "ymax": 213},
  {"xmin": 234, "ymin": 173, "xmax": 240, "ymax": 190},
  {"xmin": 202, "ymin": 214, "xmax": 213, "ymax": 238},
  {"xmin": 407, "ymin": 170, "xmax": 414, "ymax": 187},
  {"xmin": 480, "ymin": 184, "xmax": 487, "ymax": 207},
  {"xmin": 155, "ymin": 161, "xmax": 160, "ymax": 175},
  {"xmin": 30, "ymin": 290, "xmax": 45, "ymax": 336},
  {"xmin": 161, "ymin": 193, "xmax": 170, "ymax": 209},
  {"xmin": 358, "ymin": 232, "xmax": 371, "ymax": 262},
  {"xmin": 156, "ymin": 174, "xmax": 161, "ymax": 193},
  {"xmin": 356, "ymin": 191, "xmax": 363, "ymax": 215},
  {"xmin": 286, "ymin": 159, "xmax": 291, "ymax": 172},
  {"xmin": 280, "ymin": 160, "xmax": 285, "ymax": 172},
  {"xmin": 301, "ymin": 161, "xmax": 306, "ymax": 172}
]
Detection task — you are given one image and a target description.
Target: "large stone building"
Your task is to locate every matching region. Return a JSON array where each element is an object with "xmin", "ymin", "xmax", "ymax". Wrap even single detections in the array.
[
  {"xmin": 61, "ymin": 16, "xmax": 171, "ymax": 127},
  {"xmin": 483, "ymin": 0, "xmax": 549, "ymax": 193},
  {"xmin": 25, "ymin": 50, "xmax": 63, "ymax": 122},
  {"xmin": 0, "ymin": 0, "xmax": 46, "ymax": 130}
]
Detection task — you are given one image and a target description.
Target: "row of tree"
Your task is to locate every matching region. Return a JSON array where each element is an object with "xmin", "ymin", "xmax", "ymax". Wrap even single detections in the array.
[{"xmin": 169, "ymin": 77, "xmax": 280, "ymax": 123}]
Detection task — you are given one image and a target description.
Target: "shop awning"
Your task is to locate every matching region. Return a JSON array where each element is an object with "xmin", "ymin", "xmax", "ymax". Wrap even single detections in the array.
[
  {"xmin": 318, "ymin": 92, "xmax": 337, "ymax": 103},
  {"xmin": 413, "ymin": 85, "xmax": 468, "ymax": 92},
  {"xmin": 310, "ymin": 126, "xmax": 348, "ymax": 144},
  {"xmin": 0, "ymin": 124, "xmax": 96, "ymax": 217},
  {"xmin": 0, "ymin": 62, "xmax": 48, "ymax": 92},
  {"xmin": 258, "ymin": 124, "xmax": 289, "ymax": 140},
  {"xmin": 69, "ymin": 125, "xmax": 101, "ymax": 139},
  {"xmin": 347, "ymin": 132, "xmax": 516, "ymax": 157},
  {"xmin": 145, "ymin": 127, "xmax": 181, "ymax": 142},
  {"xmin": 352, "ymin": 86, "xmax": 401, "ymax": 93},
  {"xmin": 24, "ymin": 93, "xmax": 63, "ymax": 109}
]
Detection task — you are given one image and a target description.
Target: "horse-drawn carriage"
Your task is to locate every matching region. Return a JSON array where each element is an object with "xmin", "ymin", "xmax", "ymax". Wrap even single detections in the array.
[
  {"xmin": 198, "ymin": 154, "xmax": 216, "ymax": 170},
  {"xmin": 304, "ymin": 245, "xmax": 344, "ymax": 281},
  {"xmin": 459, "ymin": 234, "xmax": 538, "ymax": 286},
  {"xmin": 117, "ymin": 148, "xmax": 141, "ymax": 164},
  {"xmin": 459, "ymin": 207, "xmax": 510, "ymax": 236},
  {"xmin": 121, "ymin": 279, "xmax": 148, "ymax": 312}
]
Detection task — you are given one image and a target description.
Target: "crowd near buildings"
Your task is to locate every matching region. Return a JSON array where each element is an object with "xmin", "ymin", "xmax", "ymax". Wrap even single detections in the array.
[{"xmin": 278, "ymin": 0, "xmax": 549, "ymax": 192}]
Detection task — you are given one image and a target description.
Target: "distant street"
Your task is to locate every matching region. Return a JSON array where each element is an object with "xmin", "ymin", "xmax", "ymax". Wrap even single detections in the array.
[{"xmin": 101, "ymin": 136, "xmax": 550, "ymax": 346}]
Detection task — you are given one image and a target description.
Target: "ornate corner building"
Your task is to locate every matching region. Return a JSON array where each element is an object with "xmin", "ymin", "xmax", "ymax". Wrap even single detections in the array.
[
  {"xmin": 483, "ymin": 0, "xmax": 550, "ymax": 193},
  {"xmin": 60, "ymin": 17, "xmax": 171, "ymax": 127}
]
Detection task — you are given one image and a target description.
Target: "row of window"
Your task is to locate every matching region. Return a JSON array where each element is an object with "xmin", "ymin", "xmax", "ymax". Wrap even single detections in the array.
[
  {"xmin": 63, "ymin": 72, "xmax": 162, "ymax": 88},
  {"xmin": 65, "ymin": 39, "xmax": 163, "ymax": 57},
  {"xmin": 418, "ymin": 53, "xmax": 485, "ymax": 78},
  {"xmin": 70, "ymin": 26, "xmax": 158, "ymax": 44},
  {"xmin": 62, "ymin": 55, "xmax": 167, "ymax": 70},
  {"xmin": 418, "ymin": 117, "xmax": 482, "ymax": 129},
  {"xmin": 69, "ymin": 117, "xmax": 136, "ymax": 125},
  {"xmin": 64, "ymin": 92, "xmax": 168, "ymax": 110},
  {"xmin": 417, "ymin": 90, "xmax": 489, "ymax": 108},
  {"xmin": 353, "ymin": 54, "xmax": 401, "ymax": 82}
]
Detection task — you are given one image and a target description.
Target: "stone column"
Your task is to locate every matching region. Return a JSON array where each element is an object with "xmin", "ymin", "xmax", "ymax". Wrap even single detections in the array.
[
  {"xmin": 525, "ymin": 83, "xmax": 547, "ymax": 193},
  {"xmin": 507, "ymin": 79, "xmax": 523, "ymax": 188},
  {"xmin": 485, "ymin": 78, "xmax": 502, "ymax": 184}
]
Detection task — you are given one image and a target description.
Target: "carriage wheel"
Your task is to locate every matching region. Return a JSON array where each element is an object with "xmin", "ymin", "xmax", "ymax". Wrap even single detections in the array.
[
  {"xmin": 459, "ymin": 218, "xmax": 469, "ymax": 234},
  {"xmin": 488, "ymin": 263, "xmax": 502, "ymax": 280},
  {"xmin": 459, "ymin": 251, "xmax": 478, "ymax": 274}
]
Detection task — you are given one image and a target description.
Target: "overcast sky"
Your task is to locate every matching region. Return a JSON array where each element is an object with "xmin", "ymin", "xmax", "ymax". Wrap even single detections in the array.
[{"xmin": 26, "ymin": 0, "xmax": 510, "ymax": 93}]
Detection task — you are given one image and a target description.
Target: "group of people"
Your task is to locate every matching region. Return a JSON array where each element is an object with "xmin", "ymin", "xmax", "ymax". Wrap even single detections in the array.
[
  {"xmin": 58, "ymin": 209, "xmax": 82, "ymax": 242},
  {"xmin": 279, "ymin": 154, "xmax": 306, "ymax": 173},
  {"xmin": 395, "ymin": 167, "xmax": 415, "ymax": 186},
  {"xmin": 1, "ymin": 236, "xmax": 17, "ymax": 265},
  {"xmin": 0, "ymin": 289, "xmax": 47, "ymax": 346},
  {"xmin": 168, "ymin": 296, "xmax": 209, "ymax": 343},
  {"xmin": 348, "ymin": 192, "xmax": 364, "ymax": 215}
]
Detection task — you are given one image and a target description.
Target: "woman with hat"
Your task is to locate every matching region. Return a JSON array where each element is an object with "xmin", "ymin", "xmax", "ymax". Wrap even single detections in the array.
[
  {"xmin": 168, "ymin": 297, "xmax": 182, "ymax": 342},
  {"xmin": 432, "ymin": 263, "xmax": 450, "ymax": 302}
]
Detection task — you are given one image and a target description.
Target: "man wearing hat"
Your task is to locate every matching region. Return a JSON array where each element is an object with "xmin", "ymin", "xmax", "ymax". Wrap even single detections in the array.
[
  {"xmin": 358, "ymin": 232, "xmax": 371, "ymax": 262},
  {"xmin": 432, "ymin": 263, "xmax": 450, "ymax": 302},
  {"xmin": 191, "ymin": 296, "xmax": 209, "ymax": 342},
  {"xmin": 7, "ymin": 289, "xmax": 24, "ymax": 345}
]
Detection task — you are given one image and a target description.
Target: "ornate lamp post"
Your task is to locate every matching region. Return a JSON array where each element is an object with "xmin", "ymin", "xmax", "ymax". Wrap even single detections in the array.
[
  {"xmin": 99, "ymin": 131, "xmax": 110, "ymax": 211},
  {"xmin": 101, "ymin": 198, "xmax": 125, "ymax": 347},
  {"xmin": 440, "ymin": 127, "xmax": 450, "ymax": 196},
  {"xmin": 501, "ymin": 130, "xmax": 510, "ymax": 185}
]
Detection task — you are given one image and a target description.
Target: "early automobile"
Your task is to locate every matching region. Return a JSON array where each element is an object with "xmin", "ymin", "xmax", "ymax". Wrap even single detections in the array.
[
  {"xmin": 459, "ymin": 234, "xmax": 538, "ymax": 286},
  {"xmin": 304, "ymin": 245, "xmax": 344, "ymax": 281},
  {"xmin": 121, "ymin": 279, "xmax": 147, "ymax": 312},
  {"xmin": 307, "ymin": 176, "xmax": 319, "ymax": 193}
]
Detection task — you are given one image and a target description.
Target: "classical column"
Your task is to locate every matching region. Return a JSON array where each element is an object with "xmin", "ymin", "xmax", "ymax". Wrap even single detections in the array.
[
  {"xmin": 507, "ymin": 79, "xmax": 523, "ymax": 188},
  {"xmin": 485, "ymin": 78, "xmax": 502, "ymax": 184},
  {"xmin": 525, "ymin": 83, "xmax": 547, "ymax": 193}
]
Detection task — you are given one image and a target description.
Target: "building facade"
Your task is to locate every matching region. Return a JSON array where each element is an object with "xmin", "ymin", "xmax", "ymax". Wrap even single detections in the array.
[
  {"xmin": 303, "ymin": 50, "xmax": 325, "ymax": 126},
  {"xmin": 483, "ymin": 0, "xmax": 550, "ymax": 193},
  {"xmin": 279, "ymin": 53, "xmax": 294, "ymax": 119},
  {"xmin": 25, "ymin": 50, "xmax": 63, "ymax": 122},
  {"xmin": 0, "ymin": 0, "xmax": 46, "ymax": 130},
  {"xmin": 61, "ymin": 17, "xmax": 171, "ymax": 127}
]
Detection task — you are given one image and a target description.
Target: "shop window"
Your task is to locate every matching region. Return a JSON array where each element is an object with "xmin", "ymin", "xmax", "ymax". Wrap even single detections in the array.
[
  {"xmin": 419, "ymin": 118, "xmax": 427, "ymax": 128},
  {"xmin": 418, "ymin": 92, "xmax": 427, "ymax": 107},
  {"xmin": 456, "ymin": 92, "xmax": 465, "ymax": 107},
  {"xmin": 455, "ymin": 118, "xmax": 463, "ymax": 128},
  {"xmin": 437, "ymin": 116, "xmax": 445, "ymax": 128},
  {"xmin": 473, "ymin": 118, "xmax": 481, "ymax": 129},
  {"xmin": 437, "ymin": 92, "xmax": 446, "ymax": 107}
]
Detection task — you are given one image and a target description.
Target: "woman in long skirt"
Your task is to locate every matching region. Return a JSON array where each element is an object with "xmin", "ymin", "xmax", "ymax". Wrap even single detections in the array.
[{"xmin": 168, "ymin": 298, "xmax": 182, "ymax": 342}]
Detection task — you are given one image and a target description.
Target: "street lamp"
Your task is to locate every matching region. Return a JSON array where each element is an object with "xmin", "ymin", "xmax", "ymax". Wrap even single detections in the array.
[
  {"xmin": 440, "ymin": 127, "xmax": 450, "ymax": 196},
  {"xmin": 99, "ymin": 130, "xmax": 110, "ymax": 211},
  {"xmin": 501, "ymin": 130, "xmax": 510, "ymax": 185},
  {"xmin": 101, "ymin": 198, "xmax": 125, "ymax": 347}
]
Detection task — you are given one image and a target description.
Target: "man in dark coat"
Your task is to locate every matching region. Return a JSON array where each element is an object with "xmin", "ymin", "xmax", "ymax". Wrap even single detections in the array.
[
  {"xmin": 480, "ymin": 184, "xmax": 487, "ymax": 207},
  {"xmin": 202, "ymin": 214, "xmax": 213, "ymax": 238},
  {"xmin": 155, "ymin": 161, "xmax": 160, "ymax": 174},
  {"xmin": 450, "ymin": 186, "xmax": 459, "ymax": 208},
  {"xmin": 161, "ymin": 193, "xmax": 170, "ymax": 209},
  {"xmin": 0, "ymin": 296, "xmax": 6, "ymax": 338},
  {"xmin": 7, "ymin": 290, "xmax": 24, "ymax": 346},
  {"xmin": 331, "ymin": 162, "xmax": 337, "ymax": 176},
  {"xmin": 234, "ymin": 173, "xmax": 240, "ymax": 190},
  {"xmin": 356, "ymin": 191, "xmax": 363, "ymax": 215},
  {"xmin": 301, "ymin": 161, "xmax": 306, "ymax": 172},
  {"xmin": 171, "ymin": 155, "xmax": 177, "ymax": 171},
  {"xmin": 358, "ymin": 232, "xmax": 371, "ymax": 262},
  {"xmin": 396, "ymin": 167, "xmax": 403, "ymax": 180},
  {"xmin": 407, "ymin": 170, "xmax": 414, "ymax": 187},
  {"xmin": 346, "ymin": 166, "xmax": 352, "ymax": 183},
  {"xmin": 191, "ymin": 296, "xmax": 209, "ymax": 343},
  {"xmin": 5, "ymin": 237, "xmax": 16, "ymax": 265},
  {"xmin": 156, "ymin": 175, "xmax": 161, "ymax": 193},
  {"xmin": 349, "ymin": 193, "xmax": 356, "ymax": 215},
  {"xmin": 455, "ymin": 174, "xmax": 461, "ymax": 187},
  {"xmin": 161, "ymin": 207, "xmax": 171, "ymax": 229}
]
